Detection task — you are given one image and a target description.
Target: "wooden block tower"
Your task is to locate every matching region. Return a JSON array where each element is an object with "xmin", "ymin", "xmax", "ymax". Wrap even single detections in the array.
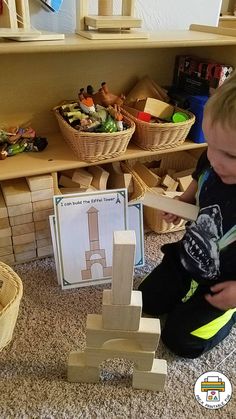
[
  {"xmin": 68, "ymin": 230, "xmax": 167, "ymax": 392},
  {"xmin": 76, "ymin": 0, "xmax": 149, "ymax": 40}
]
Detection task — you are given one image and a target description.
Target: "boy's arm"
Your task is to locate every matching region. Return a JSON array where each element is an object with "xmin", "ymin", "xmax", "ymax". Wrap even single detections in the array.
[{"xmin": 205, "ymin": 281, "xmax": 236, "ymax": 310}]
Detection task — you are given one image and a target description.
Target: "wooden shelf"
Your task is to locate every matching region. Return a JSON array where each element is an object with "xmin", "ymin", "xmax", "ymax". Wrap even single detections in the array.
[
  {"xmin": 1, "ymin": 26, "xmax": 236, "ymax": 55},
  {"xmin": 0, "ymin": 132, "xmax": 206, "ymax": 181}
]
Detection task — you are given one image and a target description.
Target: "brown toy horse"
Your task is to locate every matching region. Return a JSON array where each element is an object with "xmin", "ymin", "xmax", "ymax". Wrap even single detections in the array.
[{"xmin": 91, "ymin": 82, "xmax": 125, "ymax": 107}]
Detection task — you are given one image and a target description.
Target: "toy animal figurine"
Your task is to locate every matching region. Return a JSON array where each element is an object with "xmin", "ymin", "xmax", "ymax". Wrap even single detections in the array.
[
  {"xmin": 78, "ymin": 88, "xmax": 96, "ymax": 114},
  {"xmin": 92, "ymin": 82, "xmax": 125, "ymax": 107},
  {"xmin": 107, "ymin": 105, "xmax": 124, "ymax": 131}
]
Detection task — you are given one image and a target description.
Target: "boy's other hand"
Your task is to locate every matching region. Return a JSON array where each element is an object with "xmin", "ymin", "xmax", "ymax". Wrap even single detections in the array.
[{"xmin": 205, "ymin": 281, "xmax": 236, "ymax": 310}]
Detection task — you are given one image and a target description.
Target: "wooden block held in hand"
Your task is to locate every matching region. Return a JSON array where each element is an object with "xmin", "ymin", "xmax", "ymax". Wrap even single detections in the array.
[{"xmin": 142, "ymin": 191, "xmax": 199, "ymax": 221}]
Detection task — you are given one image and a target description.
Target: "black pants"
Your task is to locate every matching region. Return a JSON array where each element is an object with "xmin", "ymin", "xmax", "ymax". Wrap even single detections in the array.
[{"xmin": 138, "ymin": 243, "xmax": 236, "ymax": 358}]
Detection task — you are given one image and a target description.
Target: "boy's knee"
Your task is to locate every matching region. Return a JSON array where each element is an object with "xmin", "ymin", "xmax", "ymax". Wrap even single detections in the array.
[{"xmin": 161, "ymin": 318, "xmax": 206, "ymax": 359}]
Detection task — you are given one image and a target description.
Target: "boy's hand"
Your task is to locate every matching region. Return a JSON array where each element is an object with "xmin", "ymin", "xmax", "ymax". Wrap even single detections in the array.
[
  {"xmin": 161, "ymin": 196, "xmax": 182, "ymax": 225},
  {"xmin": 205, "ymin": 281, "xmax": 236, "ymax": 310}
]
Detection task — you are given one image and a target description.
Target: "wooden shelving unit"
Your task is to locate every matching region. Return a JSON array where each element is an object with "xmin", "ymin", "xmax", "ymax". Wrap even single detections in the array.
[{"xmin": 1, "ymin": 24, "xmax": 236, "ymax": 181}]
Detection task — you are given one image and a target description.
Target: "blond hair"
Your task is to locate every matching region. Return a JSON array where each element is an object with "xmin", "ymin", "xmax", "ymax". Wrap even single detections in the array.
[{"xmin": 204, "ymin": 70, "xmax": 236, "ymax": 129}]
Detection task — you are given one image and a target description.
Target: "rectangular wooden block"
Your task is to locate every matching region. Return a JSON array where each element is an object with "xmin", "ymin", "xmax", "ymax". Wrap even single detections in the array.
[
  {"xmin": 12, "ymin": 232, "xmax": 35, "ymax": 246},
  {"xmin": 13, "ymin": 241, "xmax": 36, "ymax": 254},
  {"xmin": 0, "ymin": 245, "xmax": 13, "ymax": 256},
  {"xmin": 67, "ymin": 351, "xmax": 100, "ymax": 383},
  {"xmin": 142, "ymin": 191, "xmax": 199, "ymax": 221},
  {"xmin": 9, "ymin": 212, "xmax": 33, "ymax": 226},
  {"xmin": 37, "ymin": 245, "xmax": 53, "ymax": 257},
  {"xmin": 0, "ymin": 236, "xmax": 12, "ymax": 247},
  {"xmin": 132, "ymin": 359, "xmax": 167, "ymax": 391},
  {"xmin": 36, "ymin": 237, "xmax": 52, "ymax": 248},
  {"xmin": 86, "ymin": 314, "xmax": 160, "ymax": 351},
  {"xmin": 133, "ymin": 162, "xmax": 161, "ymax": 187},
  {"xmin": 72, "ymin": 168, "xmax": 93, "ymax": 187},
  {"xmin": 31, "ymin": 188, "xmax": 54, "ymax": 202},
  {"xmin": 85, "ymin": 342, "xmax": 155, "ymax": 371},
  {"xmin": 26, "ymin": 174, "xmax": 53, "ymax": 191},
  {"xmin": 58, "ymin": 175, "xmax": 79, "ymax": 189},
  {"xmin": 0, "ymin": 227, "xmax": 12, "ymax": 238},
  {"xmin": 35, "ymin": 228, "xmax": 51, "ymax": 240},
  {"xmin": 34, "ymin": 220, "xmax": 50, "ymax": 231},
  {"xmin": 12, "ymin": 222, "xmax": 35, "ymax": 237},
  {"xmin": 0, "ymin": 189, "xmax": 8, "ymax": 219},
  {"xmin": 32, "ymin": 199, "xmax": 53, "ymax": 212},
  {"xmin": 7, "ymin": 202, "xmax": 32, "ymax": 217},
  {"xmin": 0, "ymin": 218, "xmax": 10, "ymax": 229},
  {"xmin": 15, "ymin": 249, "xmax": 37, "ymax": 263},
  {"xmin": 1, "ymin": 178, "xmax": 31, "ymax": 206},
  {"xmin": 33, "ymin": 208, "xmax": 54, "ymax": 222},
  {"xmin": 111, "ymin": 230, "xmax": 136, "ymax": 305},
  {"xmin": 102, "ymin": 289, "xmax": 142, "ymax": 331},
  {"xmin": 0, "ymin": 253, "xmax": 15, "ymax": 264},
  {"xmin": 87, "ymin": 166, "xmax": 109, "ymax": 190}
]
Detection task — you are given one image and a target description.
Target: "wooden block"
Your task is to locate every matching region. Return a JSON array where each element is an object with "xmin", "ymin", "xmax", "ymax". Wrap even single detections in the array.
[
  {"xmin": 9, "ymin": 212, "xmax": 33, "ymax": 226},
  {"xmin": 7, "ymin": 202, "xmax": 32, "ymax": 217},
  {"xmin": 67, "ymin": 352, "xmax": 100, "ymax": 383},
  {"xmin": 132, "ymin": 359, "xmax": 167, "ymax": 391},
  {"xmin": 31, "ymin": 188, "xmax": 54, "ymax": 202},
  {"xmin": 12, "ymin": 232, "xmax": 35, "ymax": 246},
  {"xmin": 59, "ymin": 187, "xmax": 90, "ymax": 195},
  {"xmin": 133, "ymin": 162, "xmax": 161, "ymax": 187},
  {"xmin": 105, "ymin": 162, "xmax": 123, "ymax": 175},
  {"xmin": 142, "ymin": 191, "xmax": 199, "ymax": 221},
  {"xmin": 108, "ymin": 173, "xmax": 132, "ymax": 190},
  {"xmin": 58, "ymin": 175, "xmax": 79, "ymax": 189},
  {"xmin": 32, "ymin": 199, "xmax": 53, "ymax": 212},
  {"xmin": 135, "ymin": 98, "xmax": 174, "ymax": 119},
  {"xmin": 1, "ymin": 178, "xmax": 31, "ymax": 206},
  {"xmin": 26, "ymin": 174, "xmax": 53, "ymax": 191},
  {"xmin": 87, "ymin": 166, "xmax": 109, "ymax": 190},
  {"xmin": 36, "ymin": 237, "xmax": 52, "ymax": 248},
  {"xmin": 177, "ymin": 175, "xmax": 192, "ymax": 192},
  {"xmin": 0, "ymin": 253, "xmax": 15, "ymax": 264},
  {"xmin": 35, "ymin": 229, "xmax": 51, "ymax": 240},
  {"xmin": 0, "ymin": 189, "xmax": 8, "ymax": 219},
  {"xmin": 102, "ymin": 289, "xmax": 142, "ymax": 331},
  {"xmin": 173, "ymin": 168, "xmax": 194, "ymax": 179},
  {"xmin": 72, "ymin": 169, "xmax": 93, "ymax": 187},
  {"xmin": 86, "ymin": 314, "xmax": 160, "ymax": 351},
  {"xmin": 12, "ymin": 222, "xmax": 35, "ymax": 237},
  {"xmin": 85, "ymin": 341, "xmax": 155, "ymax": 371},
  {"xmin": 0, "ymin": 245, "xmax": 13, "ymax": 257},
  {"xmin": 37, "ymin": 245, "xmax": 53, "ymax": 257},
  {"xmin": 111, "ymin": 230, "xmax": 136, "ymax": 305},
  {"xmin": 161, "ymin": 174, "xmax": 178, "ymax": 191},
  {"xmin": 34, "ymin": 220, "xmax": 50, "ymax": 231},
  {"xmin": 0, "ymin": 236, "xmax": 12, "ymax": 247},
  {"xmin": 13, "ymin": 241, "xmax": 36, "ymax": 254},
  {"xmin": 0, "ymin": 218, "xmax": 10, "ymax": 229},
  {"xmin": 15, "ymin": 250, "xmax": 37, "ymax": 263},
  {"xmin": 33, "ymin": 208, "xmax": 54, "ymax": 222},
  {"xmin": 84, "ymin": 16, "xmax": 142, "ymax": 30},
  {"xmin": 0, "ymin": 227, "xmax": 12, "ymax": 238}
]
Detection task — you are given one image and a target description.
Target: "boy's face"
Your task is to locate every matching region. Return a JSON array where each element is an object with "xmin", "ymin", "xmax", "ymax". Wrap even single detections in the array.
[{"xmin": 203, "ymin": 116, "xmax": 236, "ymax": 184}]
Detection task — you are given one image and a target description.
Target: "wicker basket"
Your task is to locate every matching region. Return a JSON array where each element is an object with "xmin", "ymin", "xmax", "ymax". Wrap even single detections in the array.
[
  {"xmin": 54, "ymin": 106, "xmax": 135, "ymax": 163},
  {"xmin": 122, "ymin": 106, "xmax": 195, "ymax": 151},
  {"xmin": 0, "ymin": 262, "xmax": 23, "ymax": 351}
]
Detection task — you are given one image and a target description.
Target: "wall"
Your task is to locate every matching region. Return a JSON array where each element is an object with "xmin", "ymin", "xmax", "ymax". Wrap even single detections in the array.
[{"xmin": 30, "ymin": 0, "xmax": 222, "ymax": 33}]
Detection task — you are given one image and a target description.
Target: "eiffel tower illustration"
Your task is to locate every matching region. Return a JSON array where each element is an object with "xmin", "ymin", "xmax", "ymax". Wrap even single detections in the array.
[
  {"xmin": 81, "ymin": 206, "xmax": 112, "ymax": 280},
  {"xmin": 68, "ymin": 230, "xmax": 167, "ymax": 391}
]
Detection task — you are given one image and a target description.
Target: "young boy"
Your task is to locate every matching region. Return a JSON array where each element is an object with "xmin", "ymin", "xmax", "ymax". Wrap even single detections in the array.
[{"xmin": 138, "ymin": 71, "xmax": 236, "ymax": 358}]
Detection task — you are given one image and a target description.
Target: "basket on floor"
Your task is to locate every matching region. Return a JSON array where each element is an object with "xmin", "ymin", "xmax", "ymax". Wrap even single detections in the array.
[
  {"xmin": 54, "ymin": 106, "xmax": 135, "ymax": 163},
  {"xmin": 0, "ymin": 262, "xmax": 23, "ymax": 351},
  {"xmin": 122, "ymin": 106, "xmax": 195, "ymax": 151}
]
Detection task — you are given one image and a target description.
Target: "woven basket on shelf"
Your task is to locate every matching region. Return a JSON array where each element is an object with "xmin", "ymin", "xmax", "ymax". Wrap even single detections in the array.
[
  {"xmin": 53, "ymin": 106, "xmax": 135, "ymax": 163},
  {"xmin": 122, "ymin": 106, "xmax": 195, "ymax": 151},
  {"xmin": 0, "ymin": 262, "xmax": 23, "ymax": 351}
]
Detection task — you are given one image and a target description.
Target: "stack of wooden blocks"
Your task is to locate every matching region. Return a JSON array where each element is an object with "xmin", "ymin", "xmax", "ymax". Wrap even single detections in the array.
[
  {"xmin": 68, "ymin": 230, "xmax": 167, "ymax": 391},
  {"xmin": 0, "ymin": 174, "xmax": 54, "ymax": 264}
]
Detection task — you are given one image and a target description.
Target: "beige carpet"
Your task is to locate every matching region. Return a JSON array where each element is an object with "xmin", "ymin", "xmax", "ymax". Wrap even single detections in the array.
[{"xmin": 0, "ymin": 232, "xmax": 235, "ymax": 419}]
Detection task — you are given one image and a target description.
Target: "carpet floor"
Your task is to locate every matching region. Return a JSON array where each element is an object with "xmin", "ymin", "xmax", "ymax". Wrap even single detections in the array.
[{"xmin": 0, "ymin": 231, "xmax": 235, "ymax": 419}]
